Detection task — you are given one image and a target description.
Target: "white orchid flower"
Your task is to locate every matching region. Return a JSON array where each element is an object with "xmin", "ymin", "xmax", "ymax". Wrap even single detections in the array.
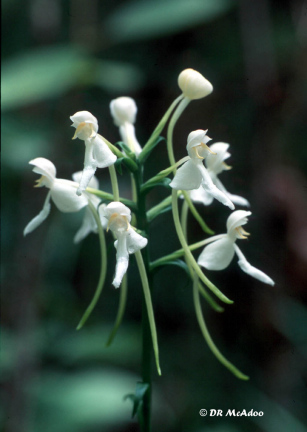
[
  {"xmin": 110, "ymin": 97, "xmax": 142, "ymax": 156},
  {"xmin": 197, "ymin": 210, "xmax": 275, "ymax": 285},
  {"xmin": 23, "ymin": 158, "xmax": 104, "ymax": 241},
  {"xmin": 70, "ymin": 111, "xmax": 117, "ymax": 195},
  {"xmin": 190, "ymin": 142, "xmax": 250, "ymax": 207},
  {"xmin": 178, "ymin": 68, "xmax": 213, "ymax": 100},
  {"xmin": 170, "ymin": 130, "xmax": 235, "ymax": 210},
  {"xmin": 71, "ymin": 171, "xmax": 107, "ymax": 243},
  {"xmin": 100, "ymin": 202, "xmax": 148, "ymax": 288}
]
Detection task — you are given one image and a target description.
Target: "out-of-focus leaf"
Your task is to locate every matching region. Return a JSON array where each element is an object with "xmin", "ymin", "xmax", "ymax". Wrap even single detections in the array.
[
  {"xmin": 1, "ymin": 116, "xmax": 51, "ymax": 169},
  {"xmin": 2, "ymin": 46, "xmax": 144, "ymax": 111},
  {"xmin": 2, "ymin": 46, "xmax": 90, "ymax": 111},
  {"xmin": 28, "ymin": 369, "xmax": 137, "ymax": 432},
  {"xmin": 105, "ymin": 0, "xmax": 234, "ymax": 43},
  {"xmin": 48, "ymin": 324, "xmax": 140, "ymax": 366},
  {"xmin": 94, "ymin": 60, "xmax": 144, "ymax": 92},
  {"xmin": 236, "ymin": 387, "xmax": 307, "ymax": 432},
  {"xmin": 2, "ymin": 0, "xmax": 19, "ymax": 11}
]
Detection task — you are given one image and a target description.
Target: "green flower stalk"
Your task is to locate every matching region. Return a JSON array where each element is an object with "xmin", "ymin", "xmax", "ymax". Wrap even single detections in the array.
[
  {"xmin": 76, "ymin": 200, "xmax": 108, "ymax": 330},
  {"xmin": 171, "ymin": 188, "xmax": 233, "ymax": 304}
]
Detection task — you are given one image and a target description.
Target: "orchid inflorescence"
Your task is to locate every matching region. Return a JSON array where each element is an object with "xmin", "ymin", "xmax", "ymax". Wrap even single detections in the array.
[{"xmin": 24, "ymin": 68, "xmax": 274, "ymax": 381}]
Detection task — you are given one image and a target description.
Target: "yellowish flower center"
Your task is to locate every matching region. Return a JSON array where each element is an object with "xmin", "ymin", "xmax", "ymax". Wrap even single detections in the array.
[
  {"xmin": 72, "ymin": 122, "xmax": 95, "ymax": 140},
  {"xmin": 222, "ymin": 161, "xmax": 232, "ymax": 170},
  {"xmin": 107, "ymin": 213, "xmax": 130, "ymax": 232},
  {"xmin": 34, "ymin": 176, "xmax": 46, "ymax": 188},
  {"xmin": 235, "ymin": 226, "xmax": 250, "ymax": 239},
  {"xmin": 192, "ymin": 142, "xmax": 215, "ymax": 160}
]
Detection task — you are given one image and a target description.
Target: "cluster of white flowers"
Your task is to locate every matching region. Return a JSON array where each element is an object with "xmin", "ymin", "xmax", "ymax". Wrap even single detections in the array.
[
  {"xmin": 24, "ymin": 67, "xmax": 274, "ymax": 360},
  {"xmin": 25, "ymin": 98, "xmax": 149, "ymax": 289}
]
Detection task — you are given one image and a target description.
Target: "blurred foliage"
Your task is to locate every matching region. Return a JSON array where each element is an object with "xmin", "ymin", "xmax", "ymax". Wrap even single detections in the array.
[
  {"xmin": 104, "ymin": 0, "xmax": 234, "ymax": 42},
  {"xmin": 2, "ymin": 46, "xmax": 144, "ymax": 111},
  {"xmin": 1, "ymin": 0, "xmax": 307, "ymax": 431}
]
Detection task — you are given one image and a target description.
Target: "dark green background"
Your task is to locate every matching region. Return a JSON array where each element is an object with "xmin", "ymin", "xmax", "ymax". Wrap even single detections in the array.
[{"xmin": 2, "ymin": 0, "xmax": 307, "ymax": 431}]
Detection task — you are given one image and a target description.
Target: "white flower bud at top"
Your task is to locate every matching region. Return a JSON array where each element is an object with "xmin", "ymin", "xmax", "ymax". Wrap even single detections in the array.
[
  {"xmin": 178, "ymin": 68, "xmax": 213, "ymax": 100},
  {"xmin": 110, "ymin": 97, "xmax": 137, "ymax": 127}
]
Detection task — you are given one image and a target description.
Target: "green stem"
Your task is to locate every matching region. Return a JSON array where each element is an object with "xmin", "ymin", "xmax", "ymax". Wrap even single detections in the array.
[
  {"xmin": 141, "ymin": 157, "xmax": 190, "ymax": 193},
  {"xmin": 193, "ymin": 274, "xmax": 249, "ymax": 380},
  {"xmin": 139, "ymin": 94, "xmax": 184, "ymax": 163},
  {"xmin": 135, "ymin": 250, "xmax": 161, "ymax": 376},
  {"xmin": 146, "ymin": 193, "xmax": 174, "ymax": 222},
  {"xmin": 171, "ymin": 189, "xmax": 233, "ymax": 304},
  {"xmin": 108, "ymin": 164, "xmax": 120, "ymax": 201},
  {"xmin": 76, "ymin": 200, "xmax": 107, "ymax": 329},
  {"xmin": 166, "ymin": 97, "xmax": 190, "ymax": 167},
  {"xmin": 182, "ymin": 191, "xmax": 214, "ymax": 235},
  {"xmin": 131, "ymin": 174, "xmax": 138, "ymax": 226},
  {"xmin": 102, "ymin": 135, "xmax": 138, "ymax": 172},
  {"xmin": 106, "ymin": 274, "xmax": 128, "ymax": 346},
  {"xmin": 86, "ymin": 187, "xmax": 137, "ymax": 212},
  {"xmin": 181, "ymin": 201, "xmax": 223, "ymax": 313},
  {"xmin": 150, "ymin": 234, "xmax": 226, "ymax": 269}
]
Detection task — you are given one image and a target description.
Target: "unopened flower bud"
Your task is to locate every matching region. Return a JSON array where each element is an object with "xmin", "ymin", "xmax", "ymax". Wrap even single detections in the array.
[
  {"xmin": 178, "ymin": 68, "xmax": 213, "ymax": 100},
  {"xmin": 110, "ymin": 97, "xmax": 137, "ymax": 127}
]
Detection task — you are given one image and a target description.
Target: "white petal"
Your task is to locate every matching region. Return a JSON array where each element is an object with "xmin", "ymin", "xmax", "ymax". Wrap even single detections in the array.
[
  {"xmin": 92, "ymin": 135, "xmax": 117, "ymax": 168},
  {"xmin": 226, "ymin": 210, "xmax": 252, "ymax": 234},
  {"xmin": 187, "ymin": 129, "xmax": 211, "ymax": 152},
  {"xmin": 170, "ymin": 159, "xmax": 202, "ymax": 190},
  {"xmin": 234, "ymin": 245, "xmax": 275, "ymax": 285},
  {"xmin": 30, "ymin": 158, "xmax": 56, "ymax": 183},
  {"xmin": 126, "ymin": 228, "xmax": 148, "ymax": 254},
  {"xmin": 197, "ymin": 163, "xmax": 235, "ymax": 209},
  {"xmin": 74, "ymin": 208, "xmax": 97, "ymax": 243},
  {"xmin": 214, "ymin": 178, "xmax": 250, "ymax": 207},
  {"xmin": 205, "ymin": 142, "xmax": 230, "ymax": 173},
  {"xmin": 77, "ymin": 166, "xmax": 97, "ymax": 196},
  {"xmin": 238, "ymin": 260, "xmax": 275, "ymax": 285},
  {"xmin": 103, "ymin": 202, "xmax": 131, "ymax": 222},
  {"xmin": 113, "ymin": 257, "xmax": 129, "ymax": 288},
  {"xmin": 189, "ymin": 186, "xmax": 213, "ymax": 206},
  {"xmin": 51, "ymin": 179, "xmax": 88, "ymax": 212},
  {"xmin": 23, "ymin": 191, "xmax": 51, "ymax": 236},
  {"xmin": 72, "ymin": 171, "xmax": 99, "ymax": 190},
  {"xmin": 70, "ymin": 111, "xmax": 98, "ymax": 132},
  {"xmin": 113, "ymin": 233, "xmax": 129, "ymax": 288},
  {"xmin": 98, "ymin": 204, "xmax": 108, "ymax": 230},
  {"xmin": 198, "ymin": 236, "xmax": 234, "ymax": 270},
  {"xmin": 119, "ymin": 123, "xmax": 142, "ymax": 155},
  {"xmin": 75, "ymin": 142, "xmax": 97, "ymax": 195},
  {"xmin": 110, "ymin": 97, "xmax": 137, "ymax": 126},
  {"xmin": 227, "ymin": 193, "xmax": 250, "ymax": 208}
]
